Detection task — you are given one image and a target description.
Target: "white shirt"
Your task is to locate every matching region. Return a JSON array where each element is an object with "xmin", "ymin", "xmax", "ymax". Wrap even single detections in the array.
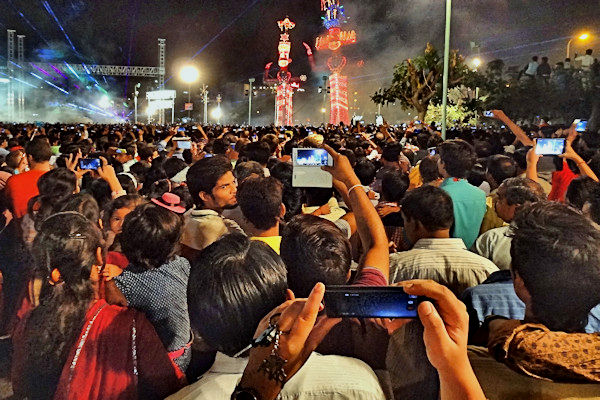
[
  {"xmin": 472, "ymin": 225, "xmax": 512, "ymax": 271},
  {"xmin": 576, "ymin": 54, "xmax": 594, "ymax": 70},
  {"xmin": 122, "ymin": 158, "xmax": 137, "ymax": 173},
  {"xmin": 390, "ymin": 238, "xmax": 499, "ymax": 295},
  {"xmin": 168, "ymin": 352, "xmax": 386, "ymax": 400},
  {"xmin": 525, "ymin": 61, "xmax": 539, "ymax": 76}
]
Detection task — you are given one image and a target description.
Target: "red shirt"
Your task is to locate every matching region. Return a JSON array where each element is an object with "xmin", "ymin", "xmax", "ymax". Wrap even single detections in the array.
[
  {"xmin": 4, "ymin": 169, "xmax": 47, "ymax": 218},
  {"xmin": 548, "ymin": 162, "xmax": 578, "ymax": 202}
]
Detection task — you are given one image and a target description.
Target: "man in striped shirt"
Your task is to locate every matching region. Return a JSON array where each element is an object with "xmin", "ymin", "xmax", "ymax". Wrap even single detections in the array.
[{"xmin": 389, "ymin": 185, "xmax": 498, "ymax": 296}]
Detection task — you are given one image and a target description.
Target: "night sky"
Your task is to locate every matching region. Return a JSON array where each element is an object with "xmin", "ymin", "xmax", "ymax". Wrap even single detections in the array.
[{"xmin": 1, "ymin": 0, "xmax": 599, "ymax": 122}]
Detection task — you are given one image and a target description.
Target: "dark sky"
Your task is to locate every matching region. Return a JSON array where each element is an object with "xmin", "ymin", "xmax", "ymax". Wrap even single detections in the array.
[{"xmin": 1, "ymin": 0, "xmax": 599, "ymax": 122}]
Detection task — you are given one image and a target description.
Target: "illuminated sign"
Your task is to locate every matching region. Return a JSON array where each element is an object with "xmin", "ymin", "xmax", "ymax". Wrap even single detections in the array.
[{"xmin": 315, "ymin": 29, "xmax": 357, "ymax": 51}]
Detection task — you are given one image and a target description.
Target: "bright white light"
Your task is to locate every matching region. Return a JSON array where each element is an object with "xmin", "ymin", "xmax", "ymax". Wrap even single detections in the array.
[
  {"xmin": 211, "ymin": 107, "xmax": 223, "ymax": 119},
  {"xmin": 320, "ymin": 108, "xmax": 326, "ymax": 113},
  {"xmin": 180, "ymin": 65, "xmax": 200, "ymax": 84},
  {"xmin": 98, "ymin": 95, "xmax": 110, "ymax": 109},
  {"xmin": 0, "ymin": 78, "xmax": 9, "ymax": 84},
  {"xmin": 579, "ymin": 33, "xmax": 590, "ymax": 41},
  {"xmin": 472, "ymin": 58, "xmax": 482, "ymax": 68}
]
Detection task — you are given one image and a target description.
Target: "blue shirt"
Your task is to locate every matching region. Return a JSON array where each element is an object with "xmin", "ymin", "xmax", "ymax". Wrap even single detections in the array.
[
  {"xmin": 440, "ymin": 178, "xmax": 486, "ymax": 249},
  {"xmin": 462, "ymin": 270, "xmax": 600, "ymax": 335}
]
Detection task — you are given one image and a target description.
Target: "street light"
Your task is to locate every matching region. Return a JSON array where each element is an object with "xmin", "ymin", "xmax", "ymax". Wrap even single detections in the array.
[
  {"xmin": 441, "ymin": 0, "xmax": 452, "ymax": 140},
  {"xmin": 180, "ymin": 65, "xmax": 200, "ymax": 120},
  {"xmin": 472, "ymin": 58, "xmax": 482, "ymax": 70},
  {"xmin": 567, "ymin": 33, "xmax": 591, "ymax": 59}
]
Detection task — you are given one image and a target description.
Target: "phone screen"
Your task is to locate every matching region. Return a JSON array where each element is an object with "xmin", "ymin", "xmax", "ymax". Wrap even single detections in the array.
[
  {"xmin": 576, "ymin": 120, "xmax": 588, "ymax": 133},
  {"xmin": 535, "ymin": 138, "xmax": 566, "ymax": 156},
  {"xmin": 324, "ymin": 286, "xmax": 426, "ymax": 318},
  {"xmin": 79, "ymin": 158, "xmax": 101, "ymax": 170},
  {"xmin": 483, "ymin": 111, "xmax": 494, "ymax": 117},
  {"xmin": 295, "ymin": 149, "xmax": 331, "ymax": 167},
  {"xmin": 428, "ymin": 147, "xmax": 437, "ymax": 156},
  {"xmin": 177, "ymin": 140, "xmax": 192, "ymax": 150}
]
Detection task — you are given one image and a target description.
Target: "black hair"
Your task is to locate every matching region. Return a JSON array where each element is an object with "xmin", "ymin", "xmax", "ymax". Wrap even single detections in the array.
[
  {"xmin": 402, "ymin": 148, "xmax": 415, "ymax": 166},
  {"xmin": 566, "ymin": 177, "xmax": 600, "ymax": 210},
  {"xmin": 22, "ymin": 212, "xmax": 103, "ymax": 399},
  {"xmin": 587, "ymin": 186, "xmax": 600, "ymax": 225},
  {"xmin": 281, "ymin": 214, "xmax": 351, "ymax": 298},
  {"xmin": 117, "ymin": 173, "xmax": 138, "ymax": 194},
  {"xmin": 498, "ymin": 177, "xmax": 546, "ymax": 206},
  {"xmin": 25, "ymin": 137, "xmax": 52, "ymax": 163},
  {"xmin": 382, "ymin": 143, "xmax": 403, "ymax": 163},
  {"xmin": 56, "ymin": 193, "xmax": 101, "ymax": 227},
  {"xmin": 354, "ymin": 159, "xmax": 377, "ymax": 186},
  {"xmin": 510, "ymin": 202, "xmax": 600, "ymax": 332},
  {"xmin": 163, "ymin": 157, "xmax": 188, "ymax": 179},
  {"xmin": 401, "ymin": 185, "xmax": 454, "ymax": 231},
  {"xmin": 438, "ymin": 139, "xmax": 476, "ymax": 178},
  {"xmin": 381, "ymin": 170, "xmax": 410, "ymax": 203},
  {"xmin": 121, "ymin": 203, "xmax": 182, "ymax": 269},
  {"xmin": 511, "ymin": 147, "xmax": 530, "ymax": 170},
  {"xmin": 101, "ymin": 194, "xmax": 145, "ymax": 232},
  {"xmin": 86, "ymin": 178, "xmax": 113, "ymax": 210},
  {"xmin": 234, "ymin": 161, "xmax": 265, "ymax": 182},
  {"xmin": 419, "ymin": 156, "xmax": 441, "ymax": 183},
  {"xmin": 239, "ymin": 141, "xmax": 271, "ymax": 166},
  {"xmin": 269, "ymin": 161, "xmax": 304, "ymax": 221},
  {"xmin": 27, "ymin": 168, "xmax": 77, "ymax": 231},
  {"xmin": 467, "ymin": 163, "xmax": 487, "ymax": 188},
  {"xmin": 186, "ymin": 155, "xmax": 233, "ymax": 208},
  {"xmin": 237, "ymin": 176, "xmax": 283, "ymax": 231},
  {"xmin": 172, "ymin": 185, "xmax": 193, "ymax": 211},
  {"xmin": 187, "ymin": 233, "xmax": 287, "ymax": 356}
]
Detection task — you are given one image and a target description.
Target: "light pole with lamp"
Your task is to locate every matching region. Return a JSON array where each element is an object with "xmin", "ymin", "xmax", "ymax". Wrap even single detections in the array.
[
  {"xmin": 180, "ymin": 65, "xmax": 200, "ymax": 121},
  {"xmin": 441, "ymin": 0, "xmax": 452, "ymax": 140},
  {"xmin": 248, "ymin": 78, "xmax": 255, "ymax": 126},
  {"xmin": 567, "ymin": 33, "xmax": 590, "ymax": 59},
  {"xmin": 133, "ymin": 82, "xmax": 141, "ymax": 124}
]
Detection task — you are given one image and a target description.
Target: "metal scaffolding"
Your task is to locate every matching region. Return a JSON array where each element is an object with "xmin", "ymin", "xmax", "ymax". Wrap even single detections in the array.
[
  {"xmin": 17, "ymin": 35, "xmax": 25, "ymax": 121},
  {"xmin": 4, "ymin": 31, "xmax": 167, "ymax": 122},
  {"xmin": 6, "ymin": 30, "xmax": 15, "ymax": 121}
]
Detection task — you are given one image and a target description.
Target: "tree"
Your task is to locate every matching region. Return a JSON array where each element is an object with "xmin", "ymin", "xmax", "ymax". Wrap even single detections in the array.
[{"xmin": 372, "ymin": 43, "xmax": 476, "ymax": 121}]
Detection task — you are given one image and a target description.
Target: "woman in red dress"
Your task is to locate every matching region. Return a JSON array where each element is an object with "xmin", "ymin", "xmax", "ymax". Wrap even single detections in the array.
[{"xmin": 11, "ymin": 211, "xmax": 184, "ymax": 400}]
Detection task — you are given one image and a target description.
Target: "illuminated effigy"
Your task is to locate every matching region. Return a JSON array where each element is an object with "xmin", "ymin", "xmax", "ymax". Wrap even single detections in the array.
[
  {"xmin": 264, "ymin": 18, "xmax": 306, "ymax": 126},
  {"xmin": 316, "ymin": 0, "xmax": 355, "ymax": 125}
]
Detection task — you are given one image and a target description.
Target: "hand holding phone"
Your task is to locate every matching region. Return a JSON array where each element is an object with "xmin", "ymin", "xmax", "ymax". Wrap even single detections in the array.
[
  {"xmin": 79, "ymin": 158, "xmax": 101, "ymax": 170},
  {"xmin": 575, "ymin": 120, "xmax": 588, "ymax": 133},
  {"xmin": 535, "ymin": 138, "xmax": 565, "ymax": 156}
]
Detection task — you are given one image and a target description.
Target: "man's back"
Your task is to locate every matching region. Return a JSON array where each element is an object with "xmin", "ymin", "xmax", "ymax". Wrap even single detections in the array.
[
  {"xmin": 4, "ymin": 169, "xmax": 47, "ymax": 218},
  {"xmin": 167, "ymin": 352, "xmax": 386, "ymax": 400},
  {"xmin": 390, "ymin": 238, "xmax": 498, "ymax": 295},
  {"xmin": 440, "ymin": 178, "xmax": 486, "ymax": 248}
]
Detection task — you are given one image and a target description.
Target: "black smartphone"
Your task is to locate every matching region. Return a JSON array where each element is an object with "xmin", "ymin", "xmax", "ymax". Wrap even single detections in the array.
[
  {"xmin": 79, "ymin": 158, "xmax": 101, "ymax": 170},
  {"xmin": 324, "ymin": 286, "xmax": 428, "ymax": 318}
]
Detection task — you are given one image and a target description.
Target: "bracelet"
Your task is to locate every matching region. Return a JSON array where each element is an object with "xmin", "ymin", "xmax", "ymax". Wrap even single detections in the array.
[{"xmin": 347, "ymin": 184, "xmax": 363, "ymax": 197}]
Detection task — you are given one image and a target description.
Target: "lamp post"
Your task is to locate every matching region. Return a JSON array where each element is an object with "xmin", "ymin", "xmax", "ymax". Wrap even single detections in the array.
[
  {"xmin": 441, "ymin": 0, "xmax": 452, "ymax": 140},
  {"xmin": 567, "ymin": 33, "xmax": 590, "ymax": 59},
  {"xmin": 133, "ymin": 82, "xmax": 141, "ymax": 124},
  {"xmin": 248, "ymin": 78, "xmax": 255, "ymax": 126},
  {"xmin": 180, "ymin": 65, "xmax": 200, "ymax": 121}
]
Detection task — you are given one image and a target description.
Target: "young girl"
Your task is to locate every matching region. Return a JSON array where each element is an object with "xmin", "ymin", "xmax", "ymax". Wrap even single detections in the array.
[
  {"xmin": 113, "ymin": 203, "xmax": 193, "ymax": 374},
  {"xmin": 102, "ymin": 194, "xmax": 145, "ymax": 269},
  {"xmin": 11, "ymin": 212, "xmax": 183, "ymax": 399}
]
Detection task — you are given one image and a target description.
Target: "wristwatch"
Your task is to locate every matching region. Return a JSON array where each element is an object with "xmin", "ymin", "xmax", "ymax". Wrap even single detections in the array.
[{"xmin": 231, "ymin": 386, "xmax": 261, "ymax": 400}]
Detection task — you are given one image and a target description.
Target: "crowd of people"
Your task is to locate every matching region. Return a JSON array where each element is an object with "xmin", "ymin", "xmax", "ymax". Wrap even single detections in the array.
[
  {"xmin": 1, "ymin": 113, "xmax": 600, "ymax": 399},
  {"xmin": 520, "ymin": 49, "xmax": 600, "ymax": 86}
]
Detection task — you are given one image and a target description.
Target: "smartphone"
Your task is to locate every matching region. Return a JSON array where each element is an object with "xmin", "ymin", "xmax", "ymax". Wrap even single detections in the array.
[
  {"xmin": 178, "ymin": 127, "xmax": 186, "ymax": 132},
  {"xmin": 324, "ymin": 286, "xmax": 428, "ymax": 318},
  {"xmin": 576, "ymin": 120, "xmax": 588, "ymax": 133},
  {"xmin": 294, "ymin": 148, "xmax": 333, "ymax": 167},
  {"xmin": 115, "ymin": 148, "xmax": 127, "ymax": 154},
  {"xmin": 177, "ymin": 140, "xmax": 192, "ymax": 150},
  {"xmin": 483, "ymin": 111, "xmax": 494, "ymax": 117},
  {"xmin": 292, "ymin": 148, "xmax": 334, "ymax": 188},
  {"xmin": 535, "ymin": 138, "xmax": 566, "ymax": 156},
  {"xmin": 79, "ymin": 158, "xmax": 101, "ymax": 170},
  {"xmin": 428, "ymin": 147, "xmax": 437, "ymax": 156}
]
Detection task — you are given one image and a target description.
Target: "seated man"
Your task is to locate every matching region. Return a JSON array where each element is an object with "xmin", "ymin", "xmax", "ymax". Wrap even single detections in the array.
[
  {"xmin": 236, "ymin": 176, "xmax": 284, "ymax": 253},
  {"xmin": 390, "ymin": 185, "xmax": 498, "ymax": 296},
  {"xmin": 484, "ymin": 202, "xmax": 600, "ymax": 382},
  {"xmin": 181, "ymin": 156, "xmax": 242, "ymax": 262},
  {"xmin": 173, "ymin": 234, "xmax": 386, "ymax": 400},
  {"xmin": 473, "ymin": 177, "xmax": 546, "ymax": 270}
]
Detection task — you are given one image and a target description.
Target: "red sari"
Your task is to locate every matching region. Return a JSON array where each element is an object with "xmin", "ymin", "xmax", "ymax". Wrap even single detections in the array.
[{"xmin": 13, "ymin": 299, "xmax": 185, "ymax": 400}]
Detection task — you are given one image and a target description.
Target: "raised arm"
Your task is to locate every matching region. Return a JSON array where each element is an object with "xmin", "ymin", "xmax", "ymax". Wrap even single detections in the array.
[
  {"xmin": 322, "ymin": 144, "xmax": 389, "ymax": 279},
  {"xmin": 492, "ymin": 110, "xmax": 535, "ymax": 147},
  {"xmin": 562, "ymin": 126, "xmax": 599, "ymax": 182}
]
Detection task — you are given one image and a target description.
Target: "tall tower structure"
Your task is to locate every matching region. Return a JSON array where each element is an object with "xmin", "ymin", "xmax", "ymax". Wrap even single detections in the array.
[
  {"xmin": 17, "ymin": 35, "xmax": 25, "ymax": 121},
  {"xmin": 315, "ymin": 0, "xmax": 356, "ymax": 125},
  {"xmin": 6, "ymin": 30, "xmax": 16, "ymax": 122},
  {"xmin": 263, "ymin": 18, "xmax": 306, "ymax": 126},
  {"xmin": 158, "ymin": 38, "xmax": 166, "ymax": 124}
]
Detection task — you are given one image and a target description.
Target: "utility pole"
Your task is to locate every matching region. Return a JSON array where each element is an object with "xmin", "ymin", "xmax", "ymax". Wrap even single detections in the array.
[
  {"xmin": 248, "ymin": 77, "xmax": 255, "ymax": 126},
  {"xmin": 202, "ymin": 84, "xmax": 208, "ymax": 124},
  {"xmin": 441, "ymin": 0, "xmax": 452, "ymax": 140},
  {"xmin": 216, "ymin": 93, "xmax": 222, "ymax": 125},
  {"xmin": 134, "ymin": 83, "xmax": 141, "ymax": 124}
]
